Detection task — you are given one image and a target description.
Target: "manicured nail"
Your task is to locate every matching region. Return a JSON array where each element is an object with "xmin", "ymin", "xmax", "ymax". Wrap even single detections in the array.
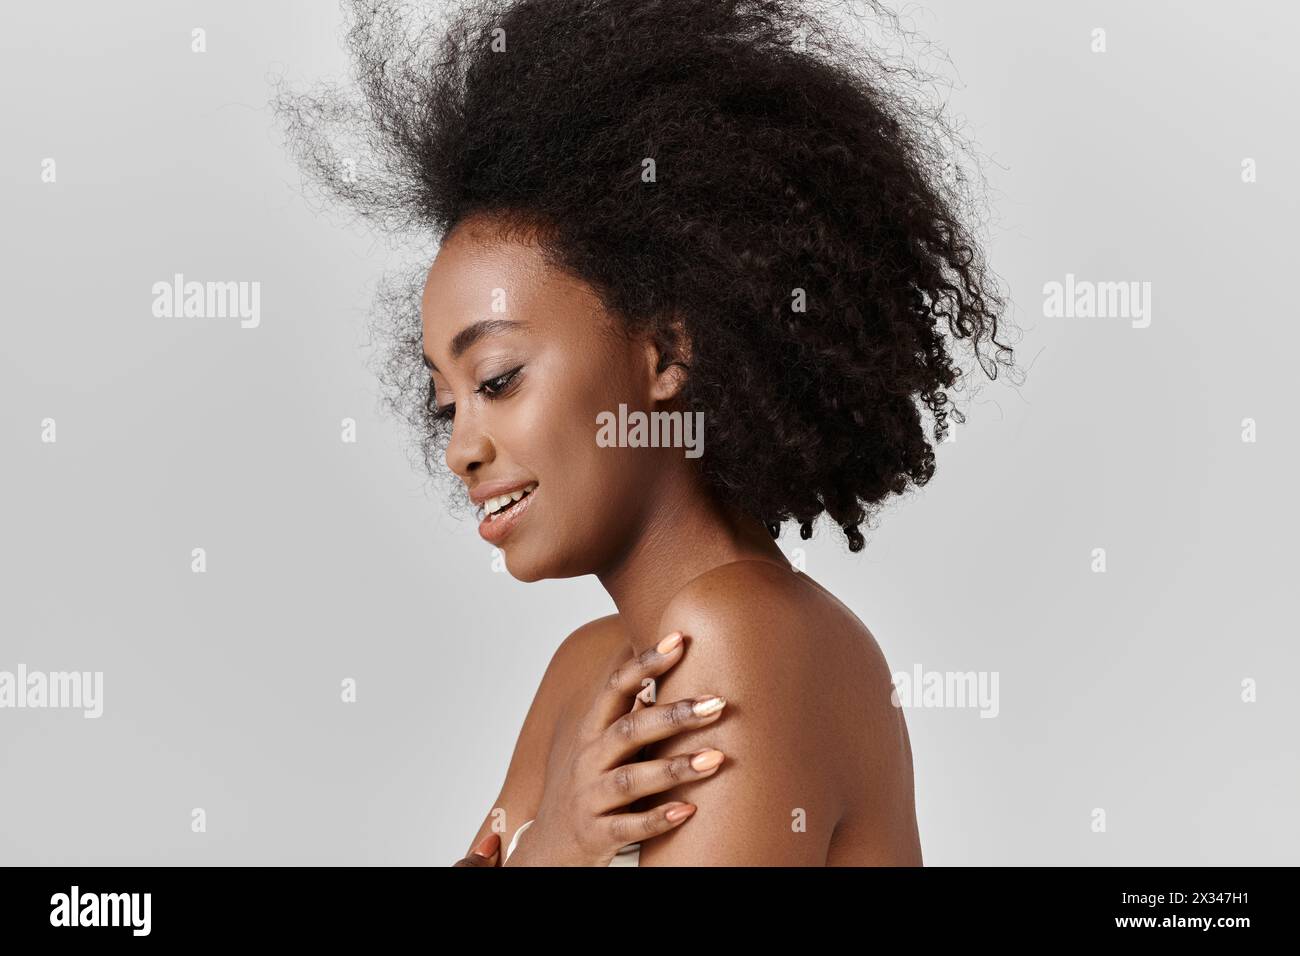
[
  {"xmin": 692, "ymin": 695, "xmax": 726, "ymax": 717},
  {"xmin": 690, "ymin": 748, "xmax": 725, "ymax": 772},
  {"xmin": 657, "ymin": 631, "xmax": 684, "ymax": 655},
  {"xmin": 474, "ymin": 833, "xmax": 500, "ymax": 857},
  {"xmin": 665, "ymin": 803, "xmax": 695, "ymax": 823}
]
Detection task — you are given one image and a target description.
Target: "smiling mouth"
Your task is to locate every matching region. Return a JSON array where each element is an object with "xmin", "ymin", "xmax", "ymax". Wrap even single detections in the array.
[
  {"xmin": 487, "ymin": 495, "xmax": 526, "ymax": 520},
  {"xmin": 480, "ymin": 482, "xmax": 538, "ymax": 522}
]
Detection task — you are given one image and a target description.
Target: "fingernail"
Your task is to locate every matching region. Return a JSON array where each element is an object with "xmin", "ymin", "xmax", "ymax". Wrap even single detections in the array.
[
  {"xmin": 474, "ymin": 833, "xmax": 500, "ymax": 857},
  {"xmin": 665, "ymin": 803, "xmax": 695, "ymax": 823},
  {"xmin": 692, "ymin": 695, "xmax": 726, "ymax": 717},
  {"xmin": 690, "ymin": 748, "xmax": 724, "ymax": 772},
  {"xmin": 657, "ymin": 631, "xmax": 684, "ymax": 655}
]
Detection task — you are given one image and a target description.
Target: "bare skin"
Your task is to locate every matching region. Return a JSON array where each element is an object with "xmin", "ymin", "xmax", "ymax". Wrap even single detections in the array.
[
  {"xmin": 455, "ymin": 627, "xmax": 723, "ymax": 866},
  {"xmin": 430, "ymin": 214, "xmax": 921, "ymax": 865}
]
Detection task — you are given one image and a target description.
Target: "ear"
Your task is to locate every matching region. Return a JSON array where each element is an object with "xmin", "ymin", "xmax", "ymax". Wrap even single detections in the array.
[{"xmin": 644, "ymin": 316, "xmax": 692, "ymax": 402}]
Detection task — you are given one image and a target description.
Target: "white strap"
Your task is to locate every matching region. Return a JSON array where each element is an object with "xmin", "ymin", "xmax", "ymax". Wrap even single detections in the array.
[{"xmin": 504, "ymin": 818, "xmax": 536, "ymax": 861}]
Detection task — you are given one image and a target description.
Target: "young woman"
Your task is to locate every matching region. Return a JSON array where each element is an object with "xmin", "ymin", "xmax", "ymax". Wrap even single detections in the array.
[{"xmin": 279, "ymin": 0, "xmax": 1016, "ymax": 866}]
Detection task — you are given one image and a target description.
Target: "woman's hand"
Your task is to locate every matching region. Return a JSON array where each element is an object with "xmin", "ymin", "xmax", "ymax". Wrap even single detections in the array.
[{"xmin": 503, "ymin": 630, "xmax": 728, "ymax": 866}]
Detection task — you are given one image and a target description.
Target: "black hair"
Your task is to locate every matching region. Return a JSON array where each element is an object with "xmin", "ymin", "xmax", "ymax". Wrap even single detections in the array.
[{"xmin": 275, "ymin": 0, "xmax": 1021, "ymax": 552}]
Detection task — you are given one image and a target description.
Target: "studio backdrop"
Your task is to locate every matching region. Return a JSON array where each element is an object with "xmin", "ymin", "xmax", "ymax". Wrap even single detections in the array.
[{"xmin": 1, "ymin": 0, "xmax": 1295, "ymax": 865}]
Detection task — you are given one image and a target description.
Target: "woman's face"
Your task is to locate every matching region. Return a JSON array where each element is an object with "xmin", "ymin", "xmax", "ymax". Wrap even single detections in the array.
[{"xmin": 420, "ymin": 219, "xmax": 678, "ymax": 581}]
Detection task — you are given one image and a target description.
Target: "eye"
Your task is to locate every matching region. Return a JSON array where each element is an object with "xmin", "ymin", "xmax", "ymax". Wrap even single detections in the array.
[
  {"xmin": 475, "ymin": 365, "xmax": 523, "ymax": 398},
  {"xmin": 429, "ymin": 365, "xmax": 524, "ymax": 423}
]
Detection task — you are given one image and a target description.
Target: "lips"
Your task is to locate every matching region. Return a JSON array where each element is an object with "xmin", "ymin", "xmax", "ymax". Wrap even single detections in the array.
[{"xmin": 477, "ymin": 484, "xmax": 537, "ymax": 546}]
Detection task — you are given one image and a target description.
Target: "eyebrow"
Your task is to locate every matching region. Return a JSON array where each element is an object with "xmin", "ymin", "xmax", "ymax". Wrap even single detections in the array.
[{"xmin": 421, "ymin": 318, "xmax": 530, "ymax": 373}]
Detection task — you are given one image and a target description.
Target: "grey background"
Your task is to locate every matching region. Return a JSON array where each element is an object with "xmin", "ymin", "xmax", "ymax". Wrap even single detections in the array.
[{"xmin": 1, "ymin": 0, "xmax": 1295, "ymax": 865}]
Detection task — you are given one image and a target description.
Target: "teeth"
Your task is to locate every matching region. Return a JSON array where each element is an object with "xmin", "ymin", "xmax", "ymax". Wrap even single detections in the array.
[{"xmin": 484, "ymin": 482, "xmax": 537, "ymax": 516}]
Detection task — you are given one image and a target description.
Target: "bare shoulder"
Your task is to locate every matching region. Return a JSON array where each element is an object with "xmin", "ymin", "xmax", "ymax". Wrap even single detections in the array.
[
  {"xmin": 548, "ymin": 612, "xmax": 631, "ymax": 699},
  {"xmin": 460, "ymin": 612, "xmax": 625, "ymax": 859},
  {"xmin": 551, "ymin": 613, "xmax": 626, "ymax": 671},
  {"xmin": 634, "ymin": 559, "xmax": 912, "ymax": 863},
  {"xmin": 656, "ymin": 559, "xmax": 895, "ymax": 696},
  {"xmin": 660, "ymin": 559, "xmax": 826, "ymax": 630},
  {"xmin": 519, "ymin": 612, "xmax": 629, "ymax": 759},
  {"xmin": 667, "ymin": 559, "xmax": 906, "ymax": 737}
]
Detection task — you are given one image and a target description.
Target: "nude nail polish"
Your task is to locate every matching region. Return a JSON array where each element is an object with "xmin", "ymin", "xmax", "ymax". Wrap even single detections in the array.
[
  {"xmin": 690, "ymin": 748, "xmax": 725, "ymax": 772},
  {"xmin": 657, "ymin": 631, "xmax": 684, "ymax": 654},
  {"xmin": 692, "ymin": 695, "xmax": 726, "ymax": 717}
]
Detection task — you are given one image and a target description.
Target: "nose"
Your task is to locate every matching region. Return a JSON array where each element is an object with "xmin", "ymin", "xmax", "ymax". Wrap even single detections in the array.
[{"xmin": 444, "ymin": 407, "xmax": 494, "ymax": 480}]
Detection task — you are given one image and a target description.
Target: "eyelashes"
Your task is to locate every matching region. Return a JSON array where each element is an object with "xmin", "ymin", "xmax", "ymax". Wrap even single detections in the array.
[{"xmin": 430, "ymin": 365, "xmax": 524, "ymax": 423}]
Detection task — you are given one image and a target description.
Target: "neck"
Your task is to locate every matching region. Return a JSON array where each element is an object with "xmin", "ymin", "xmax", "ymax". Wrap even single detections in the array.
[{"xmin": 596, "ymin": 475, "xmax": 790, "ymax": 656}]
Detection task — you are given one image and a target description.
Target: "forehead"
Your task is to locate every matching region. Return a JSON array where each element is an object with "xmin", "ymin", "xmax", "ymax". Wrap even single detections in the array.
[
  {"xmin": 420, "ymin": 222, "xmax": 617, "ymax": 360},
  {"xmin": 421, "ymin": 224, "xmax": 546, "ymax": 321}
]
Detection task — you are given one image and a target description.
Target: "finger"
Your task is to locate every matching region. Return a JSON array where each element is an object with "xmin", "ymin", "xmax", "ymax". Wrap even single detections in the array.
[
  {"xmin": 602, "ymin": 801, "xmax": 698, "ymax": 849},
  {"xmin": 452, "ymin": 832, "xmax": 501, "ymax": 866},
  {"xmin": 591, "ymin": 747, "xmax": 725, "ymax": 814},
  {"xmin": 586, "ymin": 631, "xmax": 686, "ymax": 733},
  {"xmin": 596, "ymin": 693, "xmax": 728, "ymax": 765}
]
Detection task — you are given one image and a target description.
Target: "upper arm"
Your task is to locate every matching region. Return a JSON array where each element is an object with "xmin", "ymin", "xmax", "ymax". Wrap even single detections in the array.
[
  {"xmin": 634, "ymin": 568, "xmax": 841, "ymax": 866},
  {"xmin": 461, "ymin": 615, "xmax": 617, "ymax": 859}
]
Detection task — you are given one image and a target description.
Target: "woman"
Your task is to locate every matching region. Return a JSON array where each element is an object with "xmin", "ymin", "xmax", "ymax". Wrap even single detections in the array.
[{"xmin": 278, "ymin": 0, "xmax": 1016, "ymax": 865}]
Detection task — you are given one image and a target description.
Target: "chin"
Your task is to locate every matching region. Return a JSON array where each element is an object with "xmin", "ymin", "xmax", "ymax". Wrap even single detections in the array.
[
  {"xmin": 502, "ymin": 553, "xmax": 548, "ymax": 583},
  {"xmin": 500, "ymin": 537, "xmax": 594, "ymax": 583},
  {"xmin": 498, "ymin": 540, "xmax": 560, "ymax": 582}
]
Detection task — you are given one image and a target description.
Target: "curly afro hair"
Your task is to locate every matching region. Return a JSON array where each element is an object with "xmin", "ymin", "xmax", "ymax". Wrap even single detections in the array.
[{"xmin": 275, "ymin": 0, "xmax": 1020, "ymax": 553}]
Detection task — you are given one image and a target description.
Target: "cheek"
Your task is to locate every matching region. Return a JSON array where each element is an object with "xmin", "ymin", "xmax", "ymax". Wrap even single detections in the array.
[
  {"xmin": 526, "ymin": 346, "xmax": 638, "ymax": 456},
  {"xmin": 520, "ymin": 355, "xmax": 646, "ymax": 516},
  {"xmin": 539, "ymin": 381, "xmax": 629, "ymax": 490}
]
